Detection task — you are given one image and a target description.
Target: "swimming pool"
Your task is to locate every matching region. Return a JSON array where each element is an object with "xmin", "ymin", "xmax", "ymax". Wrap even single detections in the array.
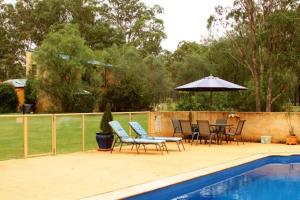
[{"xmin": 127, "ymin": 155, "xmax": 300, "ymax": 200}]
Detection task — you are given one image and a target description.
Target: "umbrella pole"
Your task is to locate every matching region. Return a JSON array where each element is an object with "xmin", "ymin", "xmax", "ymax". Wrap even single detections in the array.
[{"xmin": 209, "ymin": 91, "xmax": 212, "ymax": 109}]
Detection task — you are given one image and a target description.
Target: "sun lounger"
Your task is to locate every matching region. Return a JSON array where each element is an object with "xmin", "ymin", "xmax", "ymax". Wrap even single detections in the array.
[
  {"xmin": 129, "ymin": 121, "xmax": 185, "ymax": 151},
  {"xmin": 108, "ymin": 121, "xmax": 168, "ymax": 155}
]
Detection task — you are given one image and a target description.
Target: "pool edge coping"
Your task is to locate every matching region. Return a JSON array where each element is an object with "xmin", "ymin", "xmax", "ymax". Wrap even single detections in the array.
[{"xmin": 80, "ymin": 153, "xmax": 298, "ymax": 200}]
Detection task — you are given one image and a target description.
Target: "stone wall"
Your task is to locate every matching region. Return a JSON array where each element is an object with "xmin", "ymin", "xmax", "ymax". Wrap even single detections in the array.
[{"xmin": 148, "ymin": 111, "xmax": 300, "ymax": 143}]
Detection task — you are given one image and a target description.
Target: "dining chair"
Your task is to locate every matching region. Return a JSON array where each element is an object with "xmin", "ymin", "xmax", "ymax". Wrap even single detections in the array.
[
  {"xmin": 171, "ymin": 119, "xmax": 182, "ymax": 137},
  {"xmin": 195, "ymin": 120, "xmax": 217, "ymax": 146},
  {"xmin": 179, "ymin": 120, "xmax": 199, "ymax": 143},
  {"xmin": 224, "ymin": 120, "xmax": 246, "ymax": 145}
]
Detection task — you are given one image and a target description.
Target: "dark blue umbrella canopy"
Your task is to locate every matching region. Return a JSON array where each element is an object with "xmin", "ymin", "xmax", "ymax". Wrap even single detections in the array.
[{"xmin": 175, "ymin": 75, "xmax": 247, "ymax": 91}]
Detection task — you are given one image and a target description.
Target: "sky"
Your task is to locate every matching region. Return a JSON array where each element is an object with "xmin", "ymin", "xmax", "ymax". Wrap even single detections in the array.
[
  {"xmin": 4, "ymin": 0, "xmax": 233, "ymax": 51},
  {"xmin": 141, "ymin": 0, "xmax": 232, "ymax": 51}
]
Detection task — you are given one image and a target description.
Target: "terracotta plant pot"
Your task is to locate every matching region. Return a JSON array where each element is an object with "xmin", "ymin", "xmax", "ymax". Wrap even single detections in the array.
[{"xmin": 286, "ymin": 135, "xmax": 297, "ymax": 145}]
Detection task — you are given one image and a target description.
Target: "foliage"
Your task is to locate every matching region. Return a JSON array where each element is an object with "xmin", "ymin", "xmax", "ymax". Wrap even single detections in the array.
[
  {"xmin": 100, "ymin": 103, "xmax": 113, "ymax": 133},
  {"xmin": 284, "ymin": 101, "xmax": 295, "ymax": 136},
  {"xmin": 101, "ymin": 45, "xmax": 170, "ymax": 111},
  {"xmin": 34, "ymin": 24, "xmax": 100, "ymax": 112},
  {"xmin": 9, "ymin": 0, "xmax": 123, "ymax": 50},
  {"xmin": 0, "ymin": 2, "xmax": 24, "ymax": 80},
  {"xmin": 175, "ymin": 94, "xmax": 203, "ymax": 111},
  {"xmin": 208, "ymin": 0, "xmax": 300, "ymax": 112},
  {"xmin": 101, "ymin": 0, "xmax": 166, "ymax": 55},
  {"xmin": 0, "ymin": 83, "xmax": 19, "ymax": 113},
  {"xmin": 24, "ymin": 74, "xmax": 37, "ymax": 104}
]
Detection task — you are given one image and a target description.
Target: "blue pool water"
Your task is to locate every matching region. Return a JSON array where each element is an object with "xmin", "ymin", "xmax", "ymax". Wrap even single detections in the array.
[{"xmin": 127, "ymin": 155, "xmax": 300, "ymax": 200}]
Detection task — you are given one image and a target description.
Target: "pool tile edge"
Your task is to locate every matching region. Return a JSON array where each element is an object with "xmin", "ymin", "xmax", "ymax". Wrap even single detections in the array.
[{"xmin": 80, "ymin": 153, "xmax": 297, "ymax": 200}]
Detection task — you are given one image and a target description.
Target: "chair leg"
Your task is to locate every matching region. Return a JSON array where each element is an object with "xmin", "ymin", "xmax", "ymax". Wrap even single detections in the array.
[
  {"xmin": 119, "ymin": 142, "xmax": 123, "ymax": 151},
  {"xmin": 163, "ymin": 143, "xmax": 169, "ymax": 154},
  {"xmin": 241, "ymin": 135, "xmax": 245, "ymax": 144},
  {"xmin": 157, "ymin": 144, "xmax": 163, "ymax": 155},
  {"xmin": 176, "ymin": 141, "xmax": 181, "ymax": 151},
  {"xmin": 196, "ymin": 133, "xmax": 200, "ymax": 145},
  {"xmin": 131, "ymin": 143, "xmax": 135, "ymax": 151},
  {"xmin": 209, "ymin": 135, "xmax": 212, "ymax": 146},
  {"xmin": 236, "ymin": 135, "xmax": 239, "ymax": 145},
  {"xmin": 181, "ymin": 140, "xmax": 185, "ymax": 150},
  {"xmin": 143, "ymin": 144, "xmax": 146, "ymax": 152},
  {"xmin": 135, "ymin": 143, "xmax": 139, "ymax": 154},
  {"xmin": 155, "ymin": 144, "xmax": 158, "ymax": 151},
  {"xmin": 110, "ymin": 139, "xmax": 116, "ymax": 153}
]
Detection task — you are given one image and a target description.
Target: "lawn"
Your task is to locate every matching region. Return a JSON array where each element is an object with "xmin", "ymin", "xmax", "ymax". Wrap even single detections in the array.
[{"xmin": 0, "ymin": 113, "xmax": 148, "ymax": 161}]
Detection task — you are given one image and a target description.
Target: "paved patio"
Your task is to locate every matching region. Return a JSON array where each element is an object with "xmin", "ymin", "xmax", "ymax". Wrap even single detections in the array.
[{"xmin": 1, "ymin": 142, "xmax": 300, "ymax": 200}]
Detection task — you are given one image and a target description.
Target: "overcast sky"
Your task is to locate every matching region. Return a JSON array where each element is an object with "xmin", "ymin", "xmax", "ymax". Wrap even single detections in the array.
[
  {"xmin": 4, "ymin": 0, "xmax": 233, "ymax": 51},
  {"xmin": 142, "ymin": 0, "xmax": 233, "ymax": 51}
]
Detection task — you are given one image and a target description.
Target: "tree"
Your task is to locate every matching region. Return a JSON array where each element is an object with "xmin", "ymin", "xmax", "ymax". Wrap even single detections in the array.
[
  {"xmin": 0, "ymin": 1, "xmax": 24, "ymax": 80},
  {"xmin": 0, "ymin": 83, "xmax": 19, "ymax": 113},
  {"xmin": 208, "ymin": 0, "xmax": 300, "ymax": 111},
  {"xmin": 7, "ymin": 0, "xmax": 123, "ymax": 50},
  {"xmin": 100, "ymin": 0, "xmax": 166, "ymax": 55},
  {"xmin": 100, "ymin": 45, "xmax": 150, "ymax": 111},
  {"xmin": 34, "ymin": 24, "xmax": 100, "ymax": 112}
]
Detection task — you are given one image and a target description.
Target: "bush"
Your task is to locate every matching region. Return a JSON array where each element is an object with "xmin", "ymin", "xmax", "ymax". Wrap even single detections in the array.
[
  {"xmin": 100, "ymin": 103, "xmax": 113, "ymax": 133},
  {"xmin": 71, "ymin": 93, "xmax": 97, "ymax": 113},
  {"xmin": 24, "ymin": 76, "xmax": 37, "ymax": 104},
  {"xmin": 0, "ymin": 83, "xmax": 19, "ymax": 113}
]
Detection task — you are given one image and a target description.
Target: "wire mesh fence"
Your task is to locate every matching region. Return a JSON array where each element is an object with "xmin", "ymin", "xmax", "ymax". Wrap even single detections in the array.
[{"xmin": 0, "ymin": 112, "xmax": 149, "ymax": 160}]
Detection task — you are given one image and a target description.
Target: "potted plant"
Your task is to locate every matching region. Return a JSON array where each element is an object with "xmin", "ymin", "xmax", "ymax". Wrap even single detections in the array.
[
  {"xmin": 96, "ymin": 103, "xmax": 114, "ymax": 150},
  {"xmin": 285, "ymin": 102, "xmax": 297, "ymax": 145}
]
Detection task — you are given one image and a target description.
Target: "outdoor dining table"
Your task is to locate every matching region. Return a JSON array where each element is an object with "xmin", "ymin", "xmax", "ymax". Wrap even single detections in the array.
[{"xmin": 209, "ymin": 124, "xmax": 233, "ymax": 145}]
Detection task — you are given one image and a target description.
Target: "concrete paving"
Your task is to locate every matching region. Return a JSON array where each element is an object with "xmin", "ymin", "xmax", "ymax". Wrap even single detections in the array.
[{"xmin": 1, "ymin": 142, "xmax": 300, "ymax": 200}]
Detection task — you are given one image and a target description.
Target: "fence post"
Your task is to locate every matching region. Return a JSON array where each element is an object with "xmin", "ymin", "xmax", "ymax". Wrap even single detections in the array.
[
  {"xmin": 147, "ymin": 111, "xmax": 151, "ymax": 133},
  {"xmin": 52, "ymin": 115, "xmax": 57, "ymax": 155},
  {"xmin": 23, "ymin": 115, "xmax": 28, "ymax": 159},
  {"xmin": 82, "ymin": 114, "xmax": 85, "ymax": 152},
  {"xmin": 128, "ymin": 113, "xmax": 132, "ymax": 136}
]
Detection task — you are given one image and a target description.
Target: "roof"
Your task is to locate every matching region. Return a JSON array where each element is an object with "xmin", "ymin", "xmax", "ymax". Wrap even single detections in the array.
[{"xmin": 3, "ymin": 79, "xmax": 27, "ymax": 88}]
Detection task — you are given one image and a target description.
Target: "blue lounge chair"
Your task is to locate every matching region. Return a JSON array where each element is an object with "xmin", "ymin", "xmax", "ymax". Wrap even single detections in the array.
[
  {"xmin": 108, "ymin": 121, "xmax": 168, "ymax": 155},
  {"xmin": 129, "ymin": 121, "xmax": 185, "ymax": 151}
]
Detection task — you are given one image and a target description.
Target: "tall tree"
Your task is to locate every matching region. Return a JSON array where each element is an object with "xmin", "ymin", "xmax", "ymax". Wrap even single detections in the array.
[
  {"xmin": 0, "ymin": 1, "xmax": 24, "ymax": 80},
  {"xmin": 100, "ymin": 0, "xmax": 166, "ymax": 55},
  {"xmin": 34, "ymin": 24, "xmax": 100, "ymax": 112},
  {"xmin": 208, "ymin": 0, "xmax": 300, "ymax": 111},
  {"xmin": 8, "ymin": 0, "xmax": 123, "ymax": 50}
]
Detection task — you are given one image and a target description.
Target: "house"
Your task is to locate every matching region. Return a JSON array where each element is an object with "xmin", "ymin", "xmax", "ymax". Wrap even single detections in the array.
[{"xmin": 3, "ymin": 79, "xmax": 27, "ymax": 106}]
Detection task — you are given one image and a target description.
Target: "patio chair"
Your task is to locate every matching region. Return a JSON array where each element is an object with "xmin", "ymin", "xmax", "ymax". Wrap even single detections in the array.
[
  {"xmin": 214, "ymin": 118, "xmax": 228, "ymax": 143},
  {"xmin": 171, "ymin": 119, "xmax": 182, "ymax": 137},
  {"xmin": 224, "ymin": 120, "xmax": 246, "ymax": 145},
  {"xmin": 195, "ymin": 120, "xmax": 217, "ymax": 146},
  {"xmin": 179, "ymin": 120, "xmax": 199, "ymax": 143},
  {"xmin": 129, "ymin": 121, "xmax": 185, "ymax": 151},
  {"xmin": 108, "ymin": 121, "xmax": 168, "ymax": 155}
]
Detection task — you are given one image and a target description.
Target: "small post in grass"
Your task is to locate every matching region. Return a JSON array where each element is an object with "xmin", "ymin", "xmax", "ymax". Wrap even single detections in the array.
[
  {"xmin": 52, "ymin": 115, "xmax": 57, "ymax": 155},
  {"xmin": 23, "ymin": 115, "xmax": 28, "ymax": 159},
  {"xmin": 129, "ymin": 113, "xmax": 132, "ymax": 137},
  {"xmin": 81, "ymin": 114, "xmax": 85, "ymax": 151},
  {"xmin": 147, "ymin": 111, "xmax": 151, "ymax": 133}
]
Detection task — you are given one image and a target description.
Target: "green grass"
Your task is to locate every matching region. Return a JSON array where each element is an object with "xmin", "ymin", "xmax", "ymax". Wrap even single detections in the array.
[{"xmin": 0, "ymin": 113, "xmax": 148, "ymax": 161}]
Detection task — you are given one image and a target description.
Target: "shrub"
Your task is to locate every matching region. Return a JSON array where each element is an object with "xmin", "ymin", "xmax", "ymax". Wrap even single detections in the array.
[
  {"xmin": 0, "ymin": 83, "xmax": 19, "ymax": 113},
  {"xmin": 100, "ymin": 103, "xmax": 113, "ymax": 133},
  {"xmin": 24, "ymin": 76, "xmax": 37, "ymax": 104}
]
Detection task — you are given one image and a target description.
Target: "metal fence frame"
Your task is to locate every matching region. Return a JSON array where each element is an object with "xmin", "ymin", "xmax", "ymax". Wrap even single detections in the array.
[{"xmin": 0, "ymin": 112, "xmax": 150, "ymax": 159}]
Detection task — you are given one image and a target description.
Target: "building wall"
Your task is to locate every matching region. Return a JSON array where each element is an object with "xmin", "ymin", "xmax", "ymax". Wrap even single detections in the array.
[
  {"xmin": 148, "ymin": 111, "xmax": 300, "ymax": 143},
  {"xmin": 15, "ymin": 88, "xmax": 25, "ymax": 106}
]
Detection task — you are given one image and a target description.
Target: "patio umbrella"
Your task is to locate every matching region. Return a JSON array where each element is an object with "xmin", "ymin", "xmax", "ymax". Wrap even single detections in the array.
[{"xmin": 175, "ymin": 75, "xmax": 247, "ymax": 107}]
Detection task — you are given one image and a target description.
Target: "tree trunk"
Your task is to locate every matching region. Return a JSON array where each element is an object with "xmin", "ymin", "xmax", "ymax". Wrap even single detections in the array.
[
  {"xmin": 266, "ymin": 70, "xmax": 273, "ymax": 112},
  {"xmin": 298, "ymin": 82, "xmax": 300, "ymax": 106},
  {"xmin": 254, "ymin": 75, "xmax": 261, "ymax": 112}
]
